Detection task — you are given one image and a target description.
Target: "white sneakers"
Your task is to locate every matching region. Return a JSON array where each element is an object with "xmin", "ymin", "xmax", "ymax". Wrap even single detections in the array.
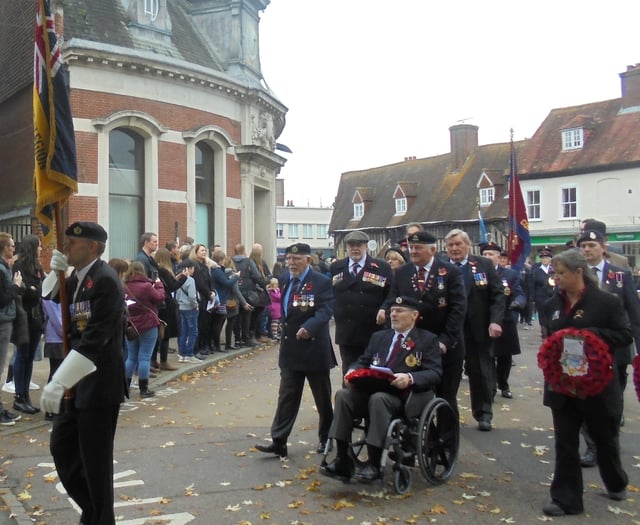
[{"xmin": 2, "ymin": 381, "xmax": 39, "ymax": 393}]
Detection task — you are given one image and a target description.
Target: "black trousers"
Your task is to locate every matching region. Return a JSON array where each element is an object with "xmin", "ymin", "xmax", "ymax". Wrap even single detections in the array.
[
  {"xmin": 550, "ymin": 398, "xmax": 627, "ymax": 513},
  {"xmin": 270, "ymin": 368, "xmax": 333, "ymax": 443},
  {"xmin": 436, "ymin": 354, "xmax": 463, "ymax": 419},
  {"xmin": 464, "ymin": 340, "xmax": 494, "ymax": 423},
  {"xmin": 338, "ymin": 344, "xmax": 366, "ymax": 376},
  {"xmin": 50, "ymin": 404, "xmax": 120, "ymax": 525}
]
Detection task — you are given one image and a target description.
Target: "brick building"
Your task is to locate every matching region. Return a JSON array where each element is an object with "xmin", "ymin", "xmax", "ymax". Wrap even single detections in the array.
[{"xmin": 0, "ymin": 0, "xmax": 286, "ymax": 262}]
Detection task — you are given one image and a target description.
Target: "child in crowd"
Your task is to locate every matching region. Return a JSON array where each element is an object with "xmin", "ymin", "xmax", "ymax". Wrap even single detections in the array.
[
  {"xmin": 41, "ymin": 294, "xmax": 64, "ymax": 421},
  {"xmin": 175, "ymin": 259, "xmax": 200, "ymax": 363},
  {"xmin": 266, "ymin": 277, "xmax": 281, "ymax": 340}
]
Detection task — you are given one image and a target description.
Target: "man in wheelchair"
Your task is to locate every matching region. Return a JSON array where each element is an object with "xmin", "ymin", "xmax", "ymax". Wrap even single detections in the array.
[{"xmin": 321, "ymin": 296, "xmax": 442, "ymax": 483}]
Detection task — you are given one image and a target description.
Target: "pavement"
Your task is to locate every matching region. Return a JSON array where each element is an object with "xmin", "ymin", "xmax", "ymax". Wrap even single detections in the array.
[{"xmin": 0, "ymin": 324, "xmax": 639, "ymax": 524}]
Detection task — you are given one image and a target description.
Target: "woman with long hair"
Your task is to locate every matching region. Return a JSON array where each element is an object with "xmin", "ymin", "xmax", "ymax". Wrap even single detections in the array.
[
  {"xmin": 123, "ymin": 261, "xmax": 165, "ymax": 398},
  {"xmin": 152, "ymin": 248, "xmax": 186, "ymax": 370},
  {"xmin": 540, "ymin": 250, "xmax": 631, "ymax": 516},
  {"xmin": 190, "ymin": 244, "xmax": 216, "ymax": 356},
  {"xmin": 210, "ymin": 250, "xmax": 239, "ymax": 352},
  {"xmin": 12, "ymin": 235, "xmax": 44, "ymax": 415},
  {"xmin": 222, "ymin": 257, "xmax": 250, "ymax": 350}
]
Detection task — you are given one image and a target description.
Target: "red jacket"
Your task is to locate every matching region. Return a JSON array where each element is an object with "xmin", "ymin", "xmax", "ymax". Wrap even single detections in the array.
[{"xmin": 125, "ymin": 275, "xmax": 165, "ymax": 333}]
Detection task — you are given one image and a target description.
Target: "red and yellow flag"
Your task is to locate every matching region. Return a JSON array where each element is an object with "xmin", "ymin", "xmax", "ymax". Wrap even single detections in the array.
[{"xmin": 33, "ymin": 0, "xmax": 77, "ymax": 243}]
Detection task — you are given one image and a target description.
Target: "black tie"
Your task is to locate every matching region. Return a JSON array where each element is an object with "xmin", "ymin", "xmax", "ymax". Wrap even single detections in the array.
[
  {"xmin": 351, "ymin": 263, "xmax": 360, "ymax": 277},
  {"xmin": 288, "ymin": 278, "xmax": 300, "ymax": 308},
  {"xmin": 68, "ymin": 273, "xmax": 79, "ymax": 303},
  {"xmin": 592, "ymin": 266, "xmax": 599, "ymax": 275}
]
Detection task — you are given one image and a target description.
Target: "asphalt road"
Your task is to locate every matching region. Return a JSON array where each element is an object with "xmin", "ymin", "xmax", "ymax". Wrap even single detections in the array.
[{"xmin": 1, "ymin": 323, "xmax": 639, "ymax": 525}]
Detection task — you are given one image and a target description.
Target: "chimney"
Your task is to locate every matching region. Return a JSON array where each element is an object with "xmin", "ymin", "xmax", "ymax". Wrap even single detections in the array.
[
  {"xmin": 620, "ymin": 64, "xmax": 640, "ymax": 110},
  {"xmin": 449, "ymin": 124, "xmax": 479, "ymax": 172}
]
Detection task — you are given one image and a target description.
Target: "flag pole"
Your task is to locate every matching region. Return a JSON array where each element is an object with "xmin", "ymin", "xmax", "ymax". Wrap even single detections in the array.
[{"xmin": 54, "ymin": 202, "xmax": 71, "ymax": 357}]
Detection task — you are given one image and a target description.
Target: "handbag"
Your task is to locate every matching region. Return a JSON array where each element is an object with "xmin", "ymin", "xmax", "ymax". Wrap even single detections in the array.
[
  {"xmin": 246, "ymin": 285, "xmax": 270, "ymax": 307},
  {"xmin": 226, "ymin": 297, "xmax": 238, "ymax": 309},
  {"xmin": 125, "ymin": 317, "xmax": 140, "ymax": 341}
]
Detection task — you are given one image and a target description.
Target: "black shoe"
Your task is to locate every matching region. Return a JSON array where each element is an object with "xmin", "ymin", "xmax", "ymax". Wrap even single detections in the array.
[
  {"xmin": 501, "ymin": 389, "xmax": 513, "ymax": 399},
  {"xmin": 580, "ymin": 449, "xmax": 597, "ymax": 468},
  {"xmin": 255, "ymin": 442, "xmax": 287, "ymax": 457},
  {"xmin": 542, "ymin": 502, "xmax": 566, "ymax": 516},
  {"xmin": 355, "ymin": 462, "xmax": 380, "ymax": 483},
  {"xmin": 195, "ymin": 352, "xmax": 208, "ymax": 360},
  {"xmin": 224, "ymin": 345, "xmax": 234, "ymax": 351},
  {"xmin": 316, "ymin": 439, "xmax": 333, "ymax": 454},
  {"xmin": 44, "ymin": 412, "xmax": 54, "ymax": 421},
  {"xmin": 608, "ymin": 489, "xmax": 627, "ymax": 501},
  {"xmin": 216, "ymin": 346, "xmax": 228, "ymax": 353},
  {"xmin": 320, "ymin": 456, "xmax": 354, "ymax": 482},
  {"xmin": 13, "ymin": 396, "xmax": 36, "ymax": 415},
  {"xmin": 478, "ymin": 420, "xmax": 492, "ymax": 431}
]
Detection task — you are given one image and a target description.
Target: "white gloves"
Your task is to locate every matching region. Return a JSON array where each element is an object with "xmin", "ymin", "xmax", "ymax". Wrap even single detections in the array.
[
  {"xmin": 50, "ymin": 249, "xmax": 69, "ymax": 272},
  {"xmin": 41, "ymin": 271, "xmax": 59, "ymax": 298},
  {"xmin": 41, "ymin": 350, "xmax": 97, "ymax": 414}
]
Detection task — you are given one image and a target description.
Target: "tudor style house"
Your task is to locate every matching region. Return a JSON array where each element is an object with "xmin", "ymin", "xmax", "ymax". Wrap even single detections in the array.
[
  {"xmin": 330, "ymin": 64, "xmax": 640, "ymax": 269},
  {"xmin": 0, "ymin": 0, "xmax": 286, "ymax": 262}
]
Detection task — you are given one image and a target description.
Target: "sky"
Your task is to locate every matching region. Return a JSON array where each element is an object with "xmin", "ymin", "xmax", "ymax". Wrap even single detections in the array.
[{"xmin": 259, "ymin": 0, "xmax": 640, "ymax": 208}]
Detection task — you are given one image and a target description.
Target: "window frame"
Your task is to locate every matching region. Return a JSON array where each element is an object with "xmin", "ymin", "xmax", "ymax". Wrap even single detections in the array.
[
  {"xmin": 479, "ymin": 187, "xmax": 495, "ymax": 207},
  {"xmin": 316, "ymin": 224, "xmax": 328, "ymax": 239},
  {"xmin": 276, "ymin": 223, "xmax": 284, "ymax": 239},
  {"xmin": 353, "ymin": 202, "xmax": 364, "ymax": 219},
  {"xmin": 560, "ymin": 186, "xmax": 578, "ymax": 219},
  {"xmin": 287, "ymin": 223, "xmax": 299, "ymax": 239},
  {"xmin": 394, "ymin": 197, "xmax": 407, "ymax": 215},
  {"xmin": 526, "ymin": 188, "xmax": 541, "ymax": 221},
  {"xmin": 302, "ymin": 224, "xmax": 314, "ymax": 239},
  {"xmin": 562, "ymin": 128, "xmax": 584, "ymax": 151}
]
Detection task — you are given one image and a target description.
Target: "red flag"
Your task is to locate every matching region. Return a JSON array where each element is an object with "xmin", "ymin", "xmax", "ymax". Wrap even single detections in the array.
[
  {"xmin": 507, "ymin": 136, "xmax": 531, "ymax": 272},
  {"xmin": 33, "ymin": 0, "xmax": 78, "ymax": 243}
]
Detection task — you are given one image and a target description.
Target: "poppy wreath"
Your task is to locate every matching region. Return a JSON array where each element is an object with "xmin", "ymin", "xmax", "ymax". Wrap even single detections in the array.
[
  {"xmin": 633, "ymin": 354, "xmax": 640, "ymax": 402},
  {"xmin": 345, "ymin": 367, "xmax": 395, "ymax": 393},
  {"xmin": 537, "ymin": 327, "xmax": 613, "ymax": 398}
]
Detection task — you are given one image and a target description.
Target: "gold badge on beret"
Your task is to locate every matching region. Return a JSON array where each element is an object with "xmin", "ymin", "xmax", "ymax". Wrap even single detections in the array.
[
  {"xmin": 589, "ymin": 232, "xmax": 597, "ymax": 240},
  {"xmin": 291, "ymin": 245, "xmax": 298, "ymax": 253},
  {"xmin": 405, "ymin": 354, "xmax": 417, "ymax": 367},
  {"xmin": 73, "ymin": 226, "xmax": 82, "ymax": 235},
  {"xmin": 395, "ymin": 297, "xmax": 403, "ymax": 304}
]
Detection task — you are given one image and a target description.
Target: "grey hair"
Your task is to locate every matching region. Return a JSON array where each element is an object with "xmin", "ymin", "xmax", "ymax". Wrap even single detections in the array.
[
  {"xmin": 444, "ymin": 228, "xmax": 471, "ymax": 245},
  {"xmin": 551, "ymin": 250, "xmax": 599, "ymax": 288}
]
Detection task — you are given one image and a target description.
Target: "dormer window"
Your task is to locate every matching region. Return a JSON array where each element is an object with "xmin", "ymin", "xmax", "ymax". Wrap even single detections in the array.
[
  {"xmin": 353, "ymin": 202, "xmax": 364, "ymax": 219},
  {"xmin": 144, "ymin": 0, "xmax": 159, "ymax": 21},
  {"xmin": 395, "ymin": 197, "xmax": 407, "ymax": 215},
  {"xmin": 562, "ymin": 128, "xmax": 583, "ymax": 151},
  {"xmin": 479, "ymin": 187, "xmax": 494, "ymax": 206}
]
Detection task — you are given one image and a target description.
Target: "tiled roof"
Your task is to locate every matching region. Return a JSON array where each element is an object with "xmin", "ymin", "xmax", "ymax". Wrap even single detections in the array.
[
  {"xmin": 518, "ymin": 98, "xmax": 640, "ymax": 176},
  {"xmin": 330, "ymin": 141, "xmax": 524, "ymax": 232}
]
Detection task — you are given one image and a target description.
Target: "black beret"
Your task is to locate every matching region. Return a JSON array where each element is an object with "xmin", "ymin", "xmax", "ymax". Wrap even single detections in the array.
[
  {"xmin": 577, "ymin": 230, "xmax": 605, "ymax": 246},
  {"xmin": 539, "ymin": 248, "xmax": 552, "ymax": 258},
  {"xmin": 65, "ymin": 222, "xmax": 108, "ymax": 243},
  {"xmin": 391, "ymin": 296, "xmax": 420, "ymax": 310},
  {"xmin": 407, "ymin": 231, "xmax": 437, "ymax": 244},
  {"xmin": 582, "ymin": 219, "xmax": 606, "ymax": 235},
  {"xmin": 285, "ymin": 243, "xmax": 311, "ymax": 255},
  {"xmin": 479, "ymin": 242, "xmax": 502, "ymax": 254}
]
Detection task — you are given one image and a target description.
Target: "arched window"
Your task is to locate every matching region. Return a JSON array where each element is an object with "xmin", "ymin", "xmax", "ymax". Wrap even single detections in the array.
[
  {"xmin": 195, "ymin": 142, "xmax": 214, "ymax": 246},
  {"xmin": 109, "ymin": 128, "xmax": 144, "ymax": 258}
]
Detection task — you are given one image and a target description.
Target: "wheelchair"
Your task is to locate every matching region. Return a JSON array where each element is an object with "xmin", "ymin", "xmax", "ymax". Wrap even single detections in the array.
[{"xmin": 321, "ymin": 390, "xmax": 459, "ymax": 494}]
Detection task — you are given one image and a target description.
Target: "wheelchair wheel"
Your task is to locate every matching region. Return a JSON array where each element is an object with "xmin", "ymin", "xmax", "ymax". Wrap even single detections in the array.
[
  {"xmin": 393, "ymin": 464, "xmax": 412, "ymax": 494},
  {"xmin": 416, "ymin": 397, "xmax": 459, "ymax": 485}
]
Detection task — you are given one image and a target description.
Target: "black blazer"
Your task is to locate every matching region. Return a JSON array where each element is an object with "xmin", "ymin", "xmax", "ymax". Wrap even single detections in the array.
[
  {"xmin": 67, "ymin": 259, "xmax": 126, "ymax": 409},
  {"xmin": 599, "ymin": 261, "xmax": 640, "ymax": 364},
  {"xmin": 542, "ymin": 285, "xmax": 632, "ymax": 410},
  {"xmin": 497, "ymin": 266, "xmax": 526, "ymax": 323},
  {"xmin": 385, "ymin": 258, "xmax": 466, "ymax": 359},
  {"xmin": 330, "ymin": 256, "xmax": 392, "ymax": 346},
  {"xmin": 459, "ymin": 255, "xmax": 505, "ymax": 344},
  {"xmin": 531, "ymin": 263, "xmax": 555, "ymax": 308},
  {"xmin": 351, "ymin": 327, "xmax": 442, "ymax": 393},
  {"xmin": 278, "ymin": 267, "xmax": 337, "ymax": 372}
]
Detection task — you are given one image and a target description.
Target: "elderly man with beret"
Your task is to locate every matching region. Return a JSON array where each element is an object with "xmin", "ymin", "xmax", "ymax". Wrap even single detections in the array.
[
  {"xmin": 321, "ymin": 296, "xmax": 442, "ymax": 483},
  {"xmin": 383, "ymin": 230, "xmax": 466, "ymax": 418},
  {"xmin": 41, "ymin": 222, "xmax": 127, "ymax": 525},
  {"xmin": 255, "ymin": 243, "xmax": 337, "ymax": 457},
  {"xmin": 330, "ymin": 230, "xmax": 392, "ymax": 375}
]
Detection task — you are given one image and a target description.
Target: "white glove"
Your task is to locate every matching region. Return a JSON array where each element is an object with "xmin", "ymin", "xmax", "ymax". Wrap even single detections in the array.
[
  {"xmin": 40, "ymin": 350, "xmax": 97, "ymax": 414},
  {"xmin": 41, "ymin": 271, "xmax": 59, "ymax": 298},
  {"xmin": 50, "ymin": 249, "xmax": 69, "ymax": 272}
]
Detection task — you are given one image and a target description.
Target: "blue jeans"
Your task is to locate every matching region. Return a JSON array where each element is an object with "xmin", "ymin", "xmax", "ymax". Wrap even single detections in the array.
[
  {"xmin": 125, "ymin": 326, "xmax": 158, "ymax": 380},
  {"xmin": 179, "ymin": 310, "xmax": 198, "ymax": 356}
]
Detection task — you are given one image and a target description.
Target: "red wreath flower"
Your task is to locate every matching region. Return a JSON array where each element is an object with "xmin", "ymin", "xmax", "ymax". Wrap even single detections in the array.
[
  {"xmin": 633, "ymin": 354, "xmax": 640, "ymax": 403},
  {"xmin": 537, "ymin": 327, "xmax": 613, "ymax": 398}
]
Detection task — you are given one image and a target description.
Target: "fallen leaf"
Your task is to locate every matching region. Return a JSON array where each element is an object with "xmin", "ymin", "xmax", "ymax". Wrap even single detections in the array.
[
  {"xmin": 17, "ymin": 490, "xmax": 31, "ymax": 501},
  {"xmin": 288, "ymin": 500, "xmax": 304, "ymax": 509},
  {"xmin": 225, "ymin": 503, "xmax": 241, "ymax": 511},
  {"xmin": 332, "ymin": 499, "xmax": 355, "ymax": 510}
]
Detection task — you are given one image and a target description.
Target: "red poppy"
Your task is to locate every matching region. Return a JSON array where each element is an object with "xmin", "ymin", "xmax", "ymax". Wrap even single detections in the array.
[
  {"xmin": 371, "ymin": 262, "xmax": 379, "ymax": 269},
  {"xmin": 607, "ymin": 270, "xmax": 615, "ymax": 280},
  {"xmin": 85, "ymin": 279, "xmax": 94, "ymax": 289},
  {"xmin": 537, "ymin": 327, "xmax": 612, "ymax": 398},
  {"xmin": 301, "ymin": 283, "xmax": 313, "ymax": 292},
  {"xmin": 438, "ymin": 267, "xmax": 447, "ymax": 276}
]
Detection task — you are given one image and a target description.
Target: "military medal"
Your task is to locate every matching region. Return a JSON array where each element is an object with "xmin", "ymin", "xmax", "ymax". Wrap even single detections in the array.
[
  {"xmin": 615, "ymin": 272, "xmax": 623, "ymax": 288},
  {"xmin": 502, "ymin": 279, "xmax": 511, "ymax": 295},
  {"xmin": 548, "ymin": 276, "xmax": 555, "ymax": 287},
  {"xmin": 438, "ymin": 277, "xmax": 444, "ymax": 290},
  {"xmin": 405, "ymin": 354, "xmax": 417, "ymax": 367}
]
